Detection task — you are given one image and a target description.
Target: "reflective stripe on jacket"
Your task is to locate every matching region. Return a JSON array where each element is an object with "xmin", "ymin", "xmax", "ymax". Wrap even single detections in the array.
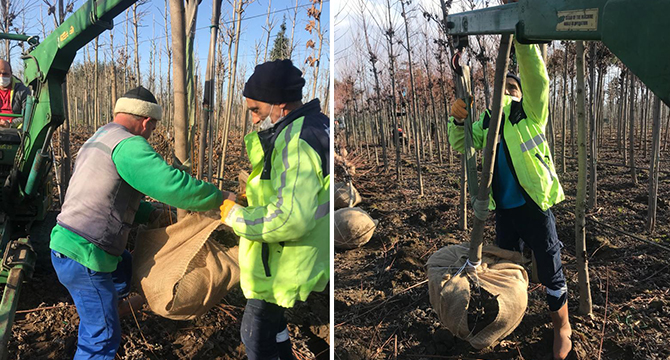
[
  {"xmin": 230, "ymin": 99, "xmax": 330, "ymax": 308},
  {"xmin": 448, "ymin": 42, "xmax": 564, "ymax": 211}
]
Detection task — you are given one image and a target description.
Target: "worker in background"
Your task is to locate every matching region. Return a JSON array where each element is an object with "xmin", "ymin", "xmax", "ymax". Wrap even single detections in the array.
[
  {"xmin": 220, "ymin": 59, "xmax": 330, "ymax": 360},
  {"xmin": 50, "ymin": 86, "xmax": 233, "ymax": 360},
  {"xmin": 447, "ymin": 40, "xmax": 572, "ymax": 360},
  {"xmin": 0, "ymin": 59, "xmax": 30, "ymax": 128}
]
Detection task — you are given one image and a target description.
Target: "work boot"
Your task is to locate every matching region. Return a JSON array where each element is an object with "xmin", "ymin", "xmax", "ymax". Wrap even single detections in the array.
[
  {"xmin": 118, "ymin": 294, "xmax": 145, "ymax": 318},
  {"xmin": 551, "ymin": 303, "xmax": 572, "ymax": 360}
]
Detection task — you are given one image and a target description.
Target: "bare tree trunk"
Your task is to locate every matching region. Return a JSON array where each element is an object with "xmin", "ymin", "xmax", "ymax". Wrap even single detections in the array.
[
  {"xmin": 571, "ymin": 76, "xmax": 576, "ymax": 157},
  {"xmin": 643, "ymin": 88, "xmax": 650, "ymax": 158},
  {"xmin": 575, "ymin": 41, "xmax": 593, "ymax": 316},
  {"xmin": 133, "ymin": 3, "xmax": 141, "ymax": 86},
  {"xmin": 467, "ymin": 34, "xmax": 512, "ymax": 263},
  {"xmin": 262, "ymin": 0, "xmax": 273, "ymax": 61},
  {"xmin": 170, "ymin": 0, "xmax": 189, "ymax": 218},
  {"xmin": 561, "ymin": 45, "xmax": 568, "ymax": 173},
  {"xmin": 622, "ymin": 70, "xmax": 628, "ymax": 164},
  {"xmin": 384, "ymin": 0, "xmax": 401, "ymax": 181},
  {"xmin": 436, "ymin": 42, "xmax": 452, "ymax": 167},
  {"xmin": 588, "ymin": 49, "xmax": 598, "ymax": 209},
  {"xmin": 109, "ymin": 31, "xmax": 118, "ymax": 110},
  {"xmin": 648, "ymin": 95, "xmax": 662, "ymax": 232},
  {"xmin": 185, "ymin": 0, "xmax": 199, "ymax": 151},
  {"xmin": 58, "ymin": 0, "xmax": 71, "ymax": 194},
  {"xmin": 198, "ymin": 0, "xmax": 222, "ymax": 180},
  {"xmin": 218, "ymin": 0, "xmax": 244, "ymax": 187},
  {"xmin": 311, "ymin": 0, "xmax": 324, "ymax": 99},
  {"xmin": 124, "ymin": 10, "xmax": 130, "ymax": 92},
  {"xmin": 94, "ymin": 37, "xmax": 99, "ymax": 126},
  {"xmin": 288, "ymin": 0, "xmax": 299, "ymax": 59},
  {"xmin": 164, "ymin": 0, "xmax": 173, "ymax": 127},
  {"xmin": 629, "ymin": 73, "xmax": 637, "ymax": 185},
  {"xmin": 459, "ymin": 155, "xmax": 467, "ymax": 230},
  {"xmin": 400, "ymin": 0, "xmax": 423, "ymax": 196},
  {"xmin": 360, "ymin": 1, "xmax": 387, "ymax": 171}
]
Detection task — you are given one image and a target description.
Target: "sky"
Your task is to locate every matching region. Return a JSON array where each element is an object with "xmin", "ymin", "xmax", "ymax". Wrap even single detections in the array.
[
  {"xmin": 333, "ymin": 0, "xmax": 457, "ymax": 79},
  {"xmin": 9, "ymin": 0, "xmax": 330, "ymax": 92},
  {"xmin": 333, "ymin": 0, "xmax": 516, "ymax": 80}
]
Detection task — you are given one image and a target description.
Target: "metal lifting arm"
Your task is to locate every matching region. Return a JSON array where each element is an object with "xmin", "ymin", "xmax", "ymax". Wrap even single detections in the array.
[
  {"xmin": 445, "ymin": 0, "xmax": 670, "ymax": 107},
  {"xmin": 18, "ymin": 0, "xmax": 137, "ymax": 197},
  {"xmin": 0, "ymin": 1, "xmax": 137, "ymax": 358}
]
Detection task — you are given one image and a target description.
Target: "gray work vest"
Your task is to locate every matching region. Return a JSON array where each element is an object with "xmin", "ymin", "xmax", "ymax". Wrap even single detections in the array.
[{"xmin": 57, "ymin": 122, "xmax": 143, "ymax": 257}]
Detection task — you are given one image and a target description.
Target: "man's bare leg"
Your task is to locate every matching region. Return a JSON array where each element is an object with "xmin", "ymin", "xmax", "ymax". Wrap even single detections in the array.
[{"xmin": 551, "ymin": 303, "xmax": 572, "ymax": 360}]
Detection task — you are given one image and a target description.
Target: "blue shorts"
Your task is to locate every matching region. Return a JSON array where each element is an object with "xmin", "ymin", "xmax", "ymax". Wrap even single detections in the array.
[
  {"xmin": 495, "ymin": 203, "xmax": 567, "ymax": 311},
  {"xmin": 51, "ymin": 249, "xmax": 132, "ymax": 360}
]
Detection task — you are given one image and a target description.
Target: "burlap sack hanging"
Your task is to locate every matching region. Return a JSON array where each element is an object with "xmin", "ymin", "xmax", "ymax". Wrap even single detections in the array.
[
  {"xmin": 133, "ymin": 212, "xmax": 240, "ymax": 320},
  {"xmin": 426, "ymin": 244, "xmax": 529, "ymax": 349}
]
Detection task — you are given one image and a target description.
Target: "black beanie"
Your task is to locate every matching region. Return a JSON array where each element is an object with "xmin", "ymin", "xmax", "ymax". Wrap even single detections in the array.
[
  {"xmin": 114, "ymin": 86, "xmax": 162, "ymax": 120},
  {"xmin": 243, "ymin": 59, "xmax": 305, "ymax": 104},
  {"xmin": 506, "ymin": 73, "xmax": 522, "ymax": 93}
]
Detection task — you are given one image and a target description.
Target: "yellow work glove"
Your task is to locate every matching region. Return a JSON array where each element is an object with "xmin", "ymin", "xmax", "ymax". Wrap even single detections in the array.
[
  {"xmin": 450, "ymin": 98, "xmax": 469, "ymax": 121},
  {"xmin": 220, "ymin": 199, "xmax": 243, "ymax": 227}
]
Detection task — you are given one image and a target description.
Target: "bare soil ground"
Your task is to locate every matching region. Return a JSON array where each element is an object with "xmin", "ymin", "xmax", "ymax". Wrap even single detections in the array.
[
  {"xmin": 5, "ymin": 125, "xmax": 329, "ymax": 360},
  {"xmin": 334, "ymin": 139, "xmax": 670, "ymax": 360}
]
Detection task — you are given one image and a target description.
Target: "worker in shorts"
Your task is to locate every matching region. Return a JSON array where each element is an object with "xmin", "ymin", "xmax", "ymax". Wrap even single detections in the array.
[{"xmin": 448, "ymin": 40, "xmax": 572, "ymax": 360}]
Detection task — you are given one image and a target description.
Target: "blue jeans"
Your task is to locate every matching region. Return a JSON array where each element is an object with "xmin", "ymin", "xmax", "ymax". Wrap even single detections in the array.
[
  {"xmin": 51, "ymin": 249, "xmax": 132, "ymax": 360},
  {"xmin": 495, "ymin": 203, "xmax": 568, "ymax": 311},
  {"xmin": 241, "ymin": 299, "xmax": 295, "ymax": 360}
]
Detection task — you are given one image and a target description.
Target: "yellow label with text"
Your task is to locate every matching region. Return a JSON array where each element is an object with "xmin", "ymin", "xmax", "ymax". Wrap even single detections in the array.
[
  {"xmin": 0, "ymin": 144, "xmax": 15, "ymax": 150},
  {"xmin": 556, "ymin": 8, "xmax": 598, "ymax": 31},
  {"xmin": 59, "ymin": 26, "xmax": 75, "ymax": 42}
]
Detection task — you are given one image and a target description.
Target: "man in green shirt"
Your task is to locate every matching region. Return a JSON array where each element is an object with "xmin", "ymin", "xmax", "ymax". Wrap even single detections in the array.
[{"xmin": 50, "ymin": 86, "xmax": 232, "ymax": 360}]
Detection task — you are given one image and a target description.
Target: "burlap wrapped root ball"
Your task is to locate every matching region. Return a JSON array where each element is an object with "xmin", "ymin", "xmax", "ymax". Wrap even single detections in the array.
[
  {"xmin": 426, "ymin": 244, "xmax": 529, "ymax": 349},
  {"xmin": 334, "ymin": 182, "xmax": 362, "ymax": 209},
  {"xmin": 334, "ymin": 207, "xmax": 378, "ymax": 250},
  {"xmin": 133, "ymin": 211, "xmax": 240, "ymax": 321}
]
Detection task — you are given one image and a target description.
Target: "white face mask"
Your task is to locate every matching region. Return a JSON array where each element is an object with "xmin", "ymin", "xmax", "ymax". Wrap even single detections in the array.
[
  {"xmin": 0, "ymin": 76, "xmax": 11, "ymax": 88},
  {"xmin": 259, "ymin": 104, "xmax": 275, "ymax": 131}
]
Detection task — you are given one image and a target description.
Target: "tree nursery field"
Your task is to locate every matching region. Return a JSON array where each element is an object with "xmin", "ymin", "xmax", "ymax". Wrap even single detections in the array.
[{"xmin": 334, "ymin": 141, "xmax": 670, "ymax": 360}]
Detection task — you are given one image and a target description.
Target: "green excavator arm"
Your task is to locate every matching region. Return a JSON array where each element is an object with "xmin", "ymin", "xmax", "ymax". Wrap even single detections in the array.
[
  {"xmin": 0, "ymin": 1, "xmax": 137, "ymax": 357},
  {"xmin": 444, "ymin": 0, "xmax": 670, "ymax": 107}
]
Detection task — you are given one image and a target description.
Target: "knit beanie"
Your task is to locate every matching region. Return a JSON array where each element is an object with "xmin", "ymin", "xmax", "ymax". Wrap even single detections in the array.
[
  {"xmin": 114, "ymin": 86, "xmax": 162, "ymax": 120},
  {"xmin": 243, "ymin": 59, "xmax": 305, "ymax": 104},
  {"xmin": 506, "ymin": 73, "xmax": 522, "ymax": 93}
]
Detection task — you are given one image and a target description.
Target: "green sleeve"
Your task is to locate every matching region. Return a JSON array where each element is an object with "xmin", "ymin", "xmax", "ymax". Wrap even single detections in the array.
[
  {"xmin": 230, "ymin": 137, "xmax": 322, "ymax": 243},
  {"xmin": 50, "ymin": 225, "xmax": 120, "ymax": 273},
  {"xmin": 112, "ymin": 136, "xmax": 223, "ymax": 211},
  {"xmin": 516, "ymin": 41, "xmax": 550, "ymax": 126},
  {"xmin": 134, "ymin": 201, "xmax": 155, "ymax": 224},
  {"xmin": 448, "ymin": 111, "xmax": 487, "ymax": 154}
]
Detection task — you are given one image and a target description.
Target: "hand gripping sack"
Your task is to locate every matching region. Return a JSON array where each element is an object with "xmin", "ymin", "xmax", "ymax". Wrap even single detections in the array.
[
  {"xmin": 426, "ymin": 244, "xmax": 528, "ymax": 349},
  {"xmin": 334, "ymin": 182, "xmax": 362, "ymax": 209},
  {"xmin": 133, "ymin": 212, "xmax": 240, "ymax": 320},
  {"xmin": 334, "ymin": 207, "xmax": 377, "ymax": 250}
]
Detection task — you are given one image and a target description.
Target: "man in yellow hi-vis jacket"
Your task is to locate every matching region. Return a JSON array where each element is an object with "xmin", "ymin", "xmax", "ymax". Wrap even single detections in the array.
[
  {"xmin": 448, "ymin": 40, "xmax": 572, "ymax": 360},
  {"xmin": 220, "ymin": 59, "xmax": 330, "ymax": 360}
]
